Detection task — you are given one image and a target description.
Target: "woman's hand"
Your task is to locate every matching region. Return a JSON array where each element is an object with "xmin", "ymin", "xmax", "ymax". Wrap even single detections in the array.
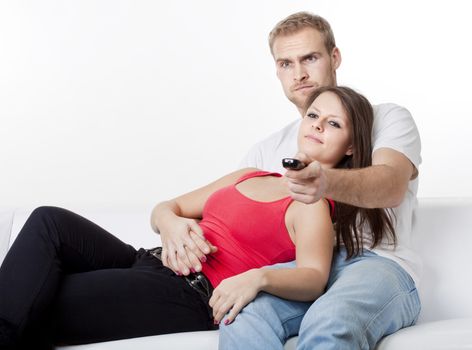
[
  {"xmin": 160, "ymin": 217, "xmax": 217, "ymax": 275},
  {"xmin": 209, "ymin": 269, "xmax": 264, "ymax": 325},
  {"xmin": 151, "ymin": 168, "xmax": 257, "ymax": 276}
]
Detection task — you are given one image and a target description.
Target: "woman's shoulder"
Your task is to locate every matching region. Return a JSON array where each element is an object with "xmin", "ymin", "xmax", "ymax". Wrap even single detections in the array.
[{"xmin": 288, "ymin": 198, "xmax": 333, "ymax": 224}]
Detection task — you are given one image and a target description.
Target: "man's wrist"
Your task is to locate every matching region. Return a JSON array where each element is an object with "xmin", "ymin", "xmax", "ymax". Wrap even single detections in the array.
[{"xmin": 322, "ymin": 168, "xmax": 335, "ymax": 200}]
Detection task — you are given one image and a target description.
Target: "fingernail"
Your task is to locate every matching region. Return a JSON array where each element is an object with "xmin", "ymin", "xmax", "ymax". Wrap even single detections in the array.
[
  {"xmin": 190, "ymin": 268, "xmax": 196, "ymax": 273},
  {"xmin": 224, "ymin": 319, "xmax": 230, "ymax": 325},
  {"xmin": 200, "ymin": 256, "xmax": 207, "ymax": 262},
  {"xmin": 213, "ymin": 320, "xmax": 219, "ymax": 325},
  {"xmin": 176, "ymin": 271, "xmax": 181, "ymax": 276}
]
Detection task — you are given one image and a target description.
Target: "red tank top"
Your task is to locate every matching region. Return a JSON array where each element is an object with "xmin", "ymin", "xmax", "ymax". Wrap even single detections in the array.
[{"xmin": 200, "ymin": 171, "xmax": 296, "ymax": 287}]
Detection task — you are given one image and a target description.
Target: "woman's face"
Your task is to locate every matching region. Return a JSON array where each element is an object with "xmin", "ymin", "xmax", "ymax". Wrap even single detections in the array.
[{"xmin": 297, "ymin": 91, "xmax": 353, "ymax": 168}]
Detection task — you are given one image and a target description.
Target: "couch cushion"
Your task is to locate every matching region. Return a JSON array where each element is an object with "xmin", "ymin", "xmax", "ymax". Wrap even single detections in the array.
[
  {"xmin": 57, "ymin": 331, "xmax": 220, "ymax": 350},
  {"xmin": 56, "ymin": 330, "xmax": 299, "ymax": 350},
  {"xmin": 411, "ymin": 198, "xmax": 472, "ymax": 323},
  {"xmin": 376, "ymin": 318, "xmax": 472, "ymax": 350}
]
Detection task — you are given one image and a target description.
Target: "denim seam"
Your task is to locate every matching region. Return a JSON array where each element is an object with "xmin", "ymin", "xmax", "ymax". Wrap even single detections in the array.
[
  {"xmin": 360, "ymin": 287, "xmax": 418, "ymax": 349},
  {"xmin": 280, "ymin": 309, "xmax": 307, "ymax": 339}
]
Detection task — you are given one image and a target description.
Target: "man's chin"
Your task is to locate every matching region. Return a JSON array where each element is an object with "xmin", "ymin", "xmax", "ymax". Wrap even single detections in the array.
[{"xmin": 290, "ymin": 96, "xmax": 310, "ymax": 112}]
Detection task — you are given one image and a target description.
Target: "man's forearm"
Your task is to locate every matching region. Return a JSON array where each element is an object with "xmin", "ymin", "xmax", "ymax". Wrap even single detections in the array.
[{"xmin": 324, "ymin": 165, "xmax": 408, "ymax": 209}]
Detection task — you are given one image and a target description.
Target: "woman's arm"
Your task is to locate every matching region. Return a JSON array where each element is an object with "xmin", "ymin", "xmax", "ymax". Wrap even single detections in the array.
[
  {"xmin": 151, "ymin": 168, "xmax": 257, "ymax": 275},
  {"xmin": 261, "ymin": 199, "xmax": 334, "ymax": 299},
  {"xmin": 210, "ymin": 199, "xmax": 334, "ymax": 323}
]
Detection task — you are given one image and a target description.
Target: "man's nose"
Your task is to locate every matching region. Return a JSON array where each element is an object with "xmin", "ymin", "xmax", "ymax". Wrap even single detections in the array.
[{"xmin": 294, "ymin": 64, "xmax": 308, "ymax": 82}]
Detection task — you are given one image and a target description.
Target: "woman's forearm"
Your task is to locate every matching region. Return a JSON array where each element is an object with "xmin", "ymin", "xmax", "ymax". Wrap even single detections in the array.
[
  {"xmin": 259, "ymin": 267, "xmax": 327, "ymax": 302},
  {"xmin": 150, "ymin": 201, "xmax": 181, "ymax": 234}
]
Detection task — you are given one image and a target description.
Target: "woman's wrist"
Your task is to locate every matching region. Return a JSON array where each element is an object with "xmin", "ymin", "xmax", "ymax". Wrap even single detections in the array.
[
  {"xmin": 255, "ymin": 268, "xmax": 269, "ymax": 292},
  {"xmin": 153, "ymin": 205, "xmax": 179, "ymax": 234}
]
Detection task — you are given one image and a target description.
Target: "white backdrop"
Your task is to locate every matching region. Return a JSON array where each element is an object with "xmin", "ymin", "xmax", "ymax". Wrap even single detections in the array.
[{"xmin": 1, "ymin": 0, "xmax": 471, "ymax": 212}]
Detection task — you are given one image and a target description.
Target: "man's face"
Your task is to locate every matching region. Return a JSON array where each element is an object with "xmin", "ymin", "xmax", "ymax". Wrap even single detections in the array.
[{"xmin": 272, "ymin": 28, "xmax": 341, "ymax": 115}]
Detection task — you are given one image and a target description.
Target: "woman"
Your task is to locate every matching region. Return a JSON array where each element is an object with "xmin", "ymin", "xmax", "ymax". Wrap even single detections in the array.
[{"xmin": 0, "ymin": 86, "xmax": 394, "ymax": 349}]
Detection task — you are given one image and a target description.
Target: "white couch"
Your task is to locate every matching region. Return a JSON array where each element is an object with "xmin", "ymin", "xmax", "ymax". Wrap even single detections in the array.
[{"xmin": 1, "ymin": 198, "xmax": 472, "ymax": 350}]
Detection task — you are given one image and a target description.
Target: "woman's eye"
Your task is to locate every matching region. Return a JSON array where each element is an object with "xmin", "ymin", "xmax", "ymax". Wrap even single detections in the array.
[
  {"xmin": 329, "ymin": 121, "xmax": 341, "ymax": 128},
  {"xmin": 307, "ymin": 113, "xmax": 318, "ymax": 119}
]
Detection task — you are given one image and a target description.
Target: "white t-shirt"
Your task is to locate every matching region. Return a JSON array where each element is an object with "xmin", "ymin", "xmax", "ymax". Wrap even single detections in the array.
[{"xmin": 240, "ymin": 103, "xmax": 422, "ymax": 286}]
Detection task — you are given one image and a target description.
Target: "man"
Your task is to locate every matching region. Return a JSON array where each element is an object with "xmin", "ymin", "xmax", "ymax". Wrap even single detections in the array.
[{"xmin": 217, "ymin": 12, "xmax": 421, "ymax": 349}]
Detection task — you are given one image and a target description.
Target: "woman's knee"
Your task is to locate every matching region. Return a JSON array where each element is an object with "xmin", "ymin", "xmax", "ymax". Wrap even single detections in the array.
[
  {"xmin": 28, "ymin": 206, "xmax": 65, "ymax": 225},
  {"xmin": 31, "ymin": 206, "xmax": 67, "ymax": 218},
  {"xmin": 22, "ymin": 206, "xmax": 70, "ymax": 243}
]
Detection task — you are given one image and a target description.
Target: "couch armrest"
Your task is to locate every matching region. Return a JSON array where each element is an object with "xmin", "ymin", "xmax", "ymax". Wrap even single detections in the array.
[{"xmin": 0, "ymin": 208, "xmax": 15, "ymax": 265}]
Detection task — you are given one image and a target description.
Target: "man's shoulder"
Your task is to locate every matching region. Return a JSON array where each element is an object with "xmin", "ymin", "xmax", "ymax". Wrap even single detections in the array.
[
  {"xmin": 240, "ymin": 119, "xmax": 300, "ymax": 172},
  {"xmin": 253, "ymin": 119, "xmax": 301, "ymax": 148},
  {"xmin": 373, "ymin": 102, "xmax": 413, "ymax": 121},
  {"xmin": 264, "ymin": 119, "xmax": 301, "ymax": 140}
]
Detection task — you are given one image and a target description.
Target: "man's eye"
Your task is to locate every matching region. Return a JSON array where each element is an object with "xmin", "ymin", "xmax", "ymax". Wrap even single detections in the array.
[
  {"xmin": 329, "ymin": 121, "xmax": 341, "ymax": 128},
  {"xmin": 280, "ymin": 61, "xmax": 290, "ymax": 68},
  {"xmin": 307, "ymin": 113, "xmax": 318, "ymax": 119},
  {"xmin": 306, "ymin": 55, "xmax": 317, "ymax": 62}
]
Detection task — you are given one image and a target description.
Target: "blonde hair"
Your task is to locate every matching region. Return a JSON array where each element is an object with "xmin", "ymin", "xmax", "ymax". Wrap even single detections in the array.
[{"xmin": 269, "ymin": 12, "xmax": 336, "ymax": 55}]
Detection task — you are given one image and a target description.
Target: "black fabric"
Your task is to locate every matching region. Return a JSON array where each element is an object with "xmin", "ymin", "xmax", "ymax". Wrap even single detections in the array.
[
  {"xmin": 0, "ymin": 318, "xmax": 16, "ymax": 348},
  {"xmin": 0, "ymin": 207, "xmax": 214, "ymax": 349},
  {"xmin": 148, "ymin": 247, "xmax": 214, "ymax": 300}
]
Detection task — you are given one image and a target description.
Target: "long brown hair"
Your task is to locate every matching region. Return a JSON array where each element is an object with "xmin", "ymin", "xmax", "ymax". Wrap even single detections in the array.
[{"xmin": 304, "ymin": 86, "xmax": 396, "ymax": 259}]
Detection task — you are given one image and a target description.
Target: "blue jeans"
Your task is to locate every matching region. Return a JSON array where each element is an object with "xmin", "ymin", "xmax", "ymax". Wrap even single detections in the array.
[{"xmin": 219, "ymin": 249, "xmax": 420, "ymax": 350}]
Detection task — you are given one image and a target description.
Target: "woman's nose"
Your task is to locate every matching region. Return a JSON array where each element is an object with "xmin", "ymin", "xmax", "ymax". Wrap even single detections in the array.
[{"xmin": 312, "ymin": 120, "xmax": 323, "ymax": 132}]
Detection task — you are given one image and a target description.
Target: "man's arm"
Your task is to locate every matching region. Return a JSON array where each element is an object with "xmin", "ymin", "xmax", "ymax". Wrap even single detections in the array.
[
  {"xmin": 324, "ymin": 148, "xmax": 416, "ymax": 208},
  {"xmin": 285, "ymin": 148, "xmax": 416, "ymax": 208}
]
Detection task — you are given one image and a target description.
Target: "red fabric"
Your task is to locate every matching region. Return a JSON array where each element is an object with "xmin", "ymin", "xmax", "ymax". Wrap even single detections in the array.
[
  {"xmin": 200, "ymin": 170, "xmax": 334, "ymax": 287},
  {"xmin": 200, "ymin": 171, "xmax": 295, "ymax": 287}
]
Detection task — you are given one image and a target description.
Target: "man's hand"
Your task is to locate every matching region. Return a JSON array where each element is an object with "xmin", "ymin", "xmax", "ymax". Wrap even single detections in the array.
[
  {"xmin": 284, "ymin": 153, "xmax": 327, "ymax": 204},
  {"xmin": 160, "ymin": 217, "xmax": 217, "ymax": 275},
  {"xmin": 209, "ymin": 269, "xmax": 263, "ymax": 325}
]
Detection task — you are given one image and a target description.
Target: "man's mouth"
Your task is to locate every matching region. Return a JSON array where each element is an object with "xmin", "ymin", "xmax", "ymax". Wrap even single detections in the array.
[{"xmin": 294, "ymin": 85, "xmax": 314, "ymax": 92}]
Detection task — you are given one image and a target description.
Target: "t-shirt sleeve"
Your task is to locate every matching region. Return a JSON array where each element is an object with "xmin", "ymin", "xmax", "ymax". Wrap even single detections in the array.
[
  {"xmin": 372, "ymin": 104, "xmax": 422, "ymax": 168},
  {"xmin": 239, "ymin": 142, "xmax": 264, "ymax": 169},
  {"xmin": 238, "ymin": 119, "xmax": 300, "ymax": 172}
]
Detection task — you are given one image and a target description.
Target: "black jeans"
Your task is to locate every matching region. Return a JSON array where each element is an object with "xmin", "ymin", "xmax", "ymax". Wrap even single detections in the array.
[{"xmin": 0, "ymin": 206, "xmax": 213, "ymax": 349}]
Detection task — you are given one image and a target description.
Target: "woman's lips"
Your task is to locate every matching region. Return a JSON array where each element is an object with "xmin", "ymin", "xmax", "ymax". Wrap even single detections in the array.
[{"xmin": 305, "ymin": 135, "xmax": 323, "ymax": 144}]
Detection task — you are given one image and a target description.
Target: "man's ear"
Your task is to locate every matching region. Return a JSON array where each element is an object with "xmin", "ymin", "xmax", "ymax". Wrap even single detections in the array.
[
  {"xmin": 331, "ymin": 47, "xmax": 342, "ymax": 70},
  {"xmin": 345, "ymin": 144, "xmax": 353, "ymax": 156}
]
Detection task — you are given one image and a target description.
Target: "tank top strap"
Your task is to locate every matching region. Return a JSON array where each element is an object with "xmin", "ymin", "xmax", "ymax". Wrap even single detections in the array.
[
  {"xmin": 325, "ymin": 198, "xmax": 336, "ymax": 221},
  {"xmin": 235, "ymin": 170, "xmax": 282, "ymax": 185},
  {"xmin": 235, "ymin": 170, "xmax": 335, "ymax": 221}
]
